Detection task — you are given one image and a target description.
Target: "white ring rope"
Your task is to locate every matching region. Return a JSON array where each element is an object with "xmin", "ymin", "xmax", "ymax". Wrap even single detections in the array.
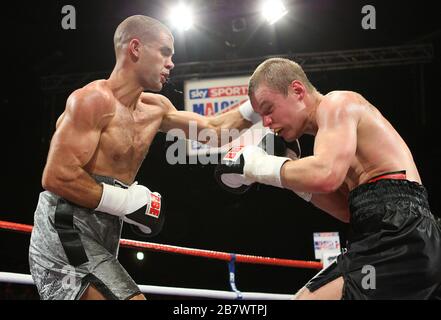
[{"xmin": 0, "ymin": 272, "xmax": 292, "ymax": 300}]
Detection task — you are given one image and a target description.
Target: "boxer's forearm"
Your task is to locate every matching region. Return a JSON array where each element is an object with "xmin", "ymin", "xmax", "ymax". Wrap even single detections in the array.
[
  {"xmin": 280, "ymin": 156, "xmax": 344, "ymax": 193},
  {"xmin": 42, "ymin": 165, "xmax": 103, "ymax": 209},
  {"xmin": 204, "ymin": 109, "xmax": 253, "ymax": 146},
  {"xmin": 280, "ymin": 156, "xmax": 350, "ymax": 221},
  {"xmin": 162, "ymin": 109, "xmax": 252, "ymax": 147},
  {"xmin": 207, "ymin": 109, "xmax": 253, "ymax": 133}
]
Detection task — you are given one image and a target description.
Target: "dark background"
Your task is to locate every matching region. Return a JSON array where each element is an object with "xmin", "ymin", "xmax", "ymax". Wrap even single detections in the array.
[{"xmin": 1, "ymin": 0, "xmax": 440, "ymax": 299}]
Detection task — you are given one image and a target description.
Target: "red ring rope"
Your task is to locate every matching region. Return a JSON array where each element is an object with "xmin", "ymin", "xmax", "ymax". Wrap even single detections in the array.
[{"xmin": 0, "ymin": 220, "xmax": 323, "ymax": 269}]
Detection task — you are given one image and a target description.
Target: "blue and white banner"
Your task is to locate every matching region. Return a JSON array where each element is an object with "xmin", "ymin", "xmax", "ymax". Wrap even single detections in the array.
[{"xmin": 184, "ymin": 76, "xmax": 250, "ymax": 156}]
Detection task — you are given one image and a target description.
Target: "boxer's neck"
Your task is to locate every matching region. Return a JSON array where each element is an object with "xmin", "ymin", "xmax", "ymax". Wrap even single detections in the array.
[
  {"xmin": 302, "ymin": 90, "xmax": 323, "ymax": 135},
  {"xmin": 108, "ymin": 65, "xmax": 143, "ymax": 109}
]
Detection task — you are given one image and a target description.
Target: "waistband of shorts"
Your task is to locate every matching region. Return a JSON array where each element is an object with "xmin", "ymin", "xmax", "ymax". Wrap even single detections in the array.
[
  {"xmin": 367, "ymin": 170, "xmax": 407, "ymax": 183},
  {"xmin": 91, "ymin": 174, "xmax": 129, "ymax": 189},
  {"xmin": 349, "ymin": 178, "xmax": 429, "ymax": 210}
]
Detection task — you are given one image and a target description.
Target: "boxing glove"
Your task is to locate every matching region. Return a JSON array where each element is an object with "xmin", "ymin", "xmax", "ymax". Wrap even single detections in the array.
[
  {"xmin": 215, "ymin": 133, "xmax": 312, "ymax": 201},
  {"xmin": 96, "ymin": 182, "xmax": 165, "ymax": 236},
  {"xmin": 214, "ymin": 133, "xmax": 289, "ymax": 194}
]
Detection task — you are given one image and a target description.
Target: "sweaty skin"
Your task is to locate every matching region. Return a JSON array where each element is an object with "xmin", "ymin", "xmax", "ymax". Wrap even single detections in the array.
[
  {"xmin": 250, "ymin": 86, "xmax": 427, "ymax": 300},
  {"xmin": 41, "ymin": 17, "xmax": 253, "ymax": 212},
  {"xmin": 40, "ymin": 24, "xmax": 250, "ymax": 300},
  {"xmin": 45, "ymin": 83, "xmax": 250, "ymax": 209},
  {"xmin": 42, "ymin": 27, "xmax": 178, "ymax": 210},
  {"xmin": 252, "ymin": 88, "xmax": 421, "ymax": 222}
]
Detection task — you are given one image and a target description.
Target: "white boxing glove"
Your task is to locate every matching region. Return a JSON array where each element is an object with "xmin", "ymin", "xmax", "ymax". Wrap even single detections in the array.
[
  {"xmin": 242, "ymin": 145, "xmax": 312, "ymax": 202},
  {"xmin": 242, "ymin": 145, "xmax": 290, "ymax": 188},
  {"xmin": 96, "ymin": 182, "xmax": 165, "ymax": 236}
]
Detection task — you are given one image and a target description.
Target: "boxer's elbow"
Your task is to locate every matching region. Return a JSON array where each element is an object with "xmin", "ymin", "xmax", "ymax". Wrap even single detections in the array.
[
  {"xmin": 310, "ymin": 191, "xmax": 351, "ymax": 223},
  {"xmin": 340, "ymin": 211, "xmax": 350, "ymax": 223},
  {"xmin": 42, "ymin": 167, "xmax": 57, "ymax": 191},
  {"xmin": 331, "ymin": 206, "xmax": 351, "ymax": 223},
  {"xmin": 42, "ymin": 165, "xmax": 78, "ymax": 194},
  {"xmin": 42, "ymin": 172, "xmax": 64, "ymax": 195}
]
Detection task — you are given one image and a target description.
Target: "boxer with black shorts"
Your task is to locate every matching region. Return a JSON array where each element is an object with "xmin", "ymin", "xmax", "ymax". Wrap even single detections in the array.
[{"xmin": 215, "ymin": 57, "xmax": 441, "ymax": 299}]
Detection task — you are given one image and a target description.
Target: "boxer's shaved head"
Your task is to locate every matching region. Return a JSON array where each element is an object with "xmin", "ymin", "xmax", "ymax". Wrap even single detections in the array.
[{"xmin": 113, "ymin": 15, "xmax": 173, "ymax": 57}]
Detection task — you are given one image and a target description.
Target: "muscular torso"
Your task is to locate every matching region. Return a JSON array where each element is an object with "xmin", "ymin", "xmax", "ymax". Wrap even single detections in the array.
[
  {"xmin": 306, "ymin": 91, "xmax": 421, "ymax": 222},
  {"xmin": 57, "ymin": 81, "xmax": 165, "ymax": 184},
  {"xmin": 329, "ymin": 91, "xmax": 421, "ymax": 192}
]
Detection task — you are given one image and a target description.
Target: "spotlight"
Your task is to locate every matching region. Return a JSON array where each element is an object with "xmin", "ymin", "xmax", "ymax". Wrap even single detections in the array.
[
  {"xmin": 136, "ymin": 252, "xmax": 144, "ymax": 261},
  {"xmin": 261, "ymin": 0, "xmax": 288, "ymax": 25},
  {"xmin": 170, "ymin": 3, "xmax": 194, "ymax": 31}
]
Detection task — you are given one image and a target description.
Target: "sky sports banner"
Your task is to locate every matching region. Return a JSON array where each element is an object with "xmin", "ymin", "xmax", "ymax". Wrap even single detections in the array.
[{"xmin": 184, "ymin": 76, "xmax": 250, "ymax": 156}]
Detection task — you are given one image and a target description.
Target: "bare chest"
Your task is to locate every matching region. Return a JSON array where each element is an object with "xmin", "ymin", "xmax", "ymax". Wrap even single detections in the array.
[{"xmin": 100, "ymin": 105, "xmax": 164, "ymax": 165}]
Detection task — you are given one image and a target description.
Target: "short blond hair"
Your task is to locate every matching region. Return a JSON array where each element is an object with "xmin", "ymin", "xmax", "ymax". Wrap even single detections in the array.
[
  {"xmin": 248, "ymin": 58, "xmax": 316, "ymax": 97},
  {"xmin": 113, "ymin": 15, "xmax": 172, "ymax": 55}
]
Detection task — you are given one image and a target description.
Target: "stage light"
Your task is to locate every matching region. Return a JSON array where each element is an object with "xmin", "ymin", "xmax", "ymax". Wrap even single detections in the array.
[
  {"xmin": 261, "ymin": 0, "xmax": 288, "ymax": 25},
  {"xmin": 136, "ymin": 252, "xmax": 144, "ymax": 261},
  {"xmin": 170, "ymin": 3, "xmax": 194, "ymax": 31}
]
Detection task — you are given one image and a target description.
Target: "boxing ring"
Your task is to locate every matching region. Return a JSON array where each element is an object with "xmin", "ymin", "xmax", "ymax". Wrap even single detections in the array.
[{"xmin": 0, "ymin": 220, "xmax": 322, "ymax": 299}]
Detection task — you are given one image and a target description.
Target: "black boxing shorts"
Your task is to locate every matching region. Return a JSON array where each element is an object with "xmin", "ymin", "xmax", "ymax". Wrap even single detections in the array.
[
  {"xmin": 29, "ymin": 175, "xmax": 141, "ymax": 300},
  {"xmin": 305, "ymin": 171, "xmax": 441, "ymax": 299}
]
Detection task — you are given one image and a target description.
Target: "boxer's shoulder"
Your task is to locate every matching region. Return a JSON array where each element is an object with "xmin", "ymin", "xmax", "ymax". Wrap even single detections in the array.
[
  {"xmin": 69, "ymin": 81, "xmax": 113, "ymax": 104},
  {"xmin": 317, "ymin": 91, "xmax": 365, "ymax": 121},
  {"xmin": 76, "ymin": 79, "xmax": 113, "ymax": 96},
  {"xmin": 67, "ymin": 81, "xmax": 115, "ymax": 120},
  {"xmin": 140, "ymin": 92, "xmax": 174, "ymax": 114},
  {"xmin": 140, "ymin": 92, "xmax": 167, "ymax": 105},
  {"xmin": 322, "ymin": 90, "xmax": 357, "ymax": 106},
  {"xmin": 323, "ymin": 91, "xmax": 370, "ymax": 108}
]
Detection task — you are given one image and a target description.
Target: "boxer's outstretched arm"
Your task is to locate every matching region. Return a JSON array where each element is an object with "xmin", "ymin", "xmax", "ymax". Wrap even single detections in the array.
[
  {"xmin": 42, "ymin": 89, "xmax": 114, "ymax": 208},
  {"xmin": 280, "ymin": 98, "xmax": 358, "ymax": 194},
  {"xmin": 157, "ymin": 94, "xmax": 252, "ymax": 146}
]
